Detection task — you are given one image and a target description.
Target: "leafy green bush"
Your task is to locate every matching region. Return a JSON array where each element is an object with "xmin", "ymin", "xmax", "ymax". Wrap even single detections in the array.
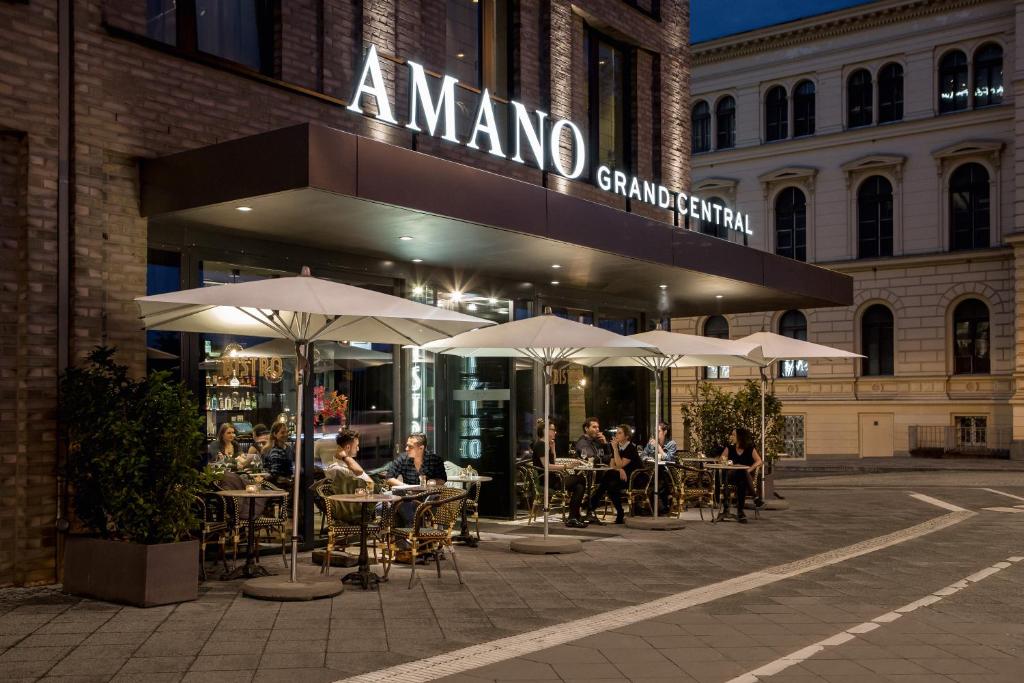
[
  {"xmin": 60, "ymin": 347, "xmax": 205, "ymax": 544},
  {"xmin": 681, "ymin": 379, "xmax": 784, "ymax": 459}
]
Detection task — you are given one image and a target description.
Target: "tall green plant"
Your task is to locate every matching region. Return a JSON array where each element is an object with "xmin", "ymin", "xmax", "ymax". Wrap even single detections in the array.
[
  {"xmin": 60, "ymin": 347, "xmax": 205, "ymax": 544},
  {"xmin": 681, "ymin": 379, "xmax": 784, "ymax": 459}
]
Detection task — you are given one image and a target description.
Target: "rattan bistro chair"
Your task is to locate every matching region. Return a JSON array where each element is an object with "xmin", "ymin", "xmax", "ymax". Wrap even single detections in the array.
[
  {"xmin": 192, "ymin": 493, "xmax": 230, "ymax": 580},
  {"xmin": 681, "ymin": 464, "xmax": 715, "ymax": 520},
  {"xmin": 311, "ymin": 478, "xmax": 390, "ymax": 575},
  {"xmin": 220, "ymin": 482, "xmax": 291, "ymax": 568},
  {"xmin": 386, "ymin": 487, "xmax": 468, "ymax": 589},
  {"xmin": 514, "ymin": 463, "xmax": 539, "ymax": 523},
  {"xmin": 626, "ymin": 464, "xmax": 655, "ymax": 517}
]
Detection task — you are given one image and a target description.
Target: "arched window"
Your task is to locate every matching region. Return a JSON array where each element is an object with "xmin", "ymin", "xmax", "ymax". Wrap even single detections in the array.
[
  {"xmin": 949, "ymin": 163, "xmax": 990, "ymax": 251},
  {"xmin": 973, "ymin": 43, "xmax": 1003, "ymax": 108},
  {"xmin": 699, "ymin": 196, "xmax": 728, "ymax": 239},
  {"xmin": 878, "ymin": 63, "xmax": 904, "ymax": 123},
  {"xmin": 703, "ymin": 315, "xmax": 730, "ymax": 379},
  {"xmin": 765, "ymin": 86, "xmax": 788, "ymax": 142},
  {"xmin": 692, "ymin": 101, "xmax": 710, "ymax": 153},
  {"xmin": 778, "ymin": 310, "xmax": 808, "ymax": 378},
  {"xmin": 953, "ymin": 299, "xmax": 990, "ymax": 374},
  {"xmin": 793, "ymin": 81, "xmax": 815, "ymax": 137},
  {"xmin": 861, "ymin": 305, "xmax": 894, "ymax": 376},
  {"xmin": 715, "ymin": 96, "xmax": 736, "ymax": 149},
  {"xmin": 939, "ymin": 50, "xmax": 968, "ymax": 113},
  {"xmin": 774, "ymin": 187, "xmax": 806, "ymax": 261},
  {"xmin": 847, "ymin": 69, "xmax": 873, "ymax": 128},
  {"xmin": 858, "ymin": 176, "xmax": 894, "ymax": 259}
]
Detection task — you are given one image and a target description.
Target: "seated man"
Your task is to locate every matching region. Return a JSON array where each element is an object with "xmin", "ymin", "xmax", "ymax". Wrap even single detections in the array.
[
  {"xmin": 642, "ymin": 421, "xmax": 678, "ymax": 514},
  {"xmin": 574, "ymin": 417, "xmax": 610, "ymax": 464},
  {"xmin": 386, "ymin": 433, "xmax": 447, "ymax": 529},
  {"xmin": 532, "ymin": 421, "xmax": 588, "ymax": 529},
  {"xmin": 324, "ymin": 429, "xmax": 373, "ymax": 485},
  {"xmin": 587, "ymin": 424, "xmax": 640, "ymax": 524}
]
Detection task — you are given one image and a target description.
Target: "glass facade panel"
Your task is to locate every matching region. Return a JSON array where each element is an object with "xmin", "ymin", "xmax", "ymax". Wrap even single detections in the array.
[
  {"xmin": 715, "ymin": 97, "xmax": 735, "ymax": 149},
  {"xmin": 847, "ymin": 69, "xmax": 872, "ymax": 128},
  {"xmin": 878, "ymin": 63, "xmax": 904, "ymax": 123},
  {"xmin": 858, "ymin": 175, "xmax": 894, "ymax": 259},
  {"xmin": 703, "ymin": 315, "xmax": 730, "ymax": 380},
  {"xmin": 973, "ymin": 44, "xmax": 1003, "ymax": 108},
  {"xmin": 953, "ymin": 299, "xmax": 990, "ymax": 375},
  {"xmin": 765, "ymin": 86, "xmax": 788, "ymax": 141},
  {"xmin": 861, "ymin": 304, "xmax": 894, "ymax": 376},
  {"xmin": 146, "ymin": 0, "xmax": 177, "ymax": 44},
  {"xmin": 195, "ymin": 0, "xmax": 274, "ymax": 73},
  {"xmin": 939, "ymin": 50, "xmax": 969, "ymax": 113},
  {"xmin": 793, "ymin": 81, "xmax": 815, "ymax": 137},
  {"xmin": 949, "ymin": 163, "xmax": 990, "ymax": 251},
  {"xmin": 692, "ymin": 101, "xmax": 710, "ymax": 153},
  {"xmin": 594, "ymin": 37, "xmax": 627, "ymax": 170},
  {"xmin": 774, "ymin": 187, "xmax": 807, "ymax": 261},
  {"xmin": 778, "ymin": 310, "xmax": 808, "ymax": 378}
]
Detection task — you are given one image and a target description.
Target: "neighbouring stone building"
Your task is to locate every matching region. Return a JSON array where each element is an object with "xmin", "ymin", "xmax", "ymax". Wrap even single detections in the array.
[{"xmin": 675, "ymin": 0, "xmax": 1024, "ymax": 460}]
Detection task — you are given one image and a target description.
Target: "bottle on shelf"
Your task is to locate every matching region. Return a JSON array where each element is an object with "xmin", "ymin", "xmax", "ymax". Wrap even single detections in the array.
[{"xmin": 210, "ymin": 393, "xmax": 219, "ymax": 411}]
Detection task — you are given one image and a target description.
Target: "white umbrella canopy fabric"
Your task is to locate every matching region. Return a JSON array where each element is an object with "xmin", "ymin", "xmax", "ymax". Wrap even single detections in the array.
[
  {"xmin": 580, "ymin": 331, "xmax": 765, "ymax": 369},
  {"xmin": 135, "ymin": 268, "xmax": 493, "ymax": 591},
  {"xmin": 137, "ymin": 273, "xmax": 490, "ymax": 346},
  {"xmin": 735, "ymin": 331, "xmax": 862, "ymax": 362},
  {"xmin": 419, "ymin": 314, "xmax": 659, "ymax": 550},
  {"xmin": 241, "ymin": 339, "xmax": 393, "ymax": 369}
]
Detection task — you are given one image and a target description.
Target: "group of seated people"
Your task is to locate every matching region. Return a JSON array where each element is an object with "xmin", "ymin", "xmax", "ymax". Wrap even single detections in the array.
[
  {"xmin": 207, "ymin": 421, "xmax": 296, "ymax": 483},
  {"xmin": 532, "ymin": 417, "xmax": 764, "ymax": 526}
]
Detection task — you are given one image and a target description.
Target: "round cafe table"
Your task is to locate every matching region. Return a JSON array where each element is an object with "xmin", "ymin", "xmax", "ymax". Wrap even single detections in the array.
[
  {"xmin": 447, "ymin": 475, "xmax": 493, "ymax": 546},
  {"xmin": 216, "ymin": 489, "xmax": 287, "ymax": 580},
  {"xmin": 327, "ymin": 493, "xmax": 399, "ymax": 590},
  {"xmin": 703, "ymin": 463, "xmax": 750, "ymax": 522}
]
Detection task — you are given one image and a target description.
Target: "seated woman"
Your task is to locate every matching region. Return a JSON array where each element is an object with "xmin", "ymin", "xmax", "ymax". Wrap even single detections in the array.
[
  {"xmin": 263, "ymin": 421, "xmax": 295, "ymax": 485},
  {"xmin": 587, "ymin": 424, "xmax": 640, "ymax": 524},
  {"xmin": 717, "ymin": 427, "xmax": 763, "ymax": 523},
  {"xmin": 325, "ymin": 429, "xmax": 373, "ymax": 485},
  {"xmin": 207, "ymin": 422, "xmax": 243, "ymax": 467},
  {"xmin": 531, "ymin": 421, "xmax": 588, "ymax": 529}
]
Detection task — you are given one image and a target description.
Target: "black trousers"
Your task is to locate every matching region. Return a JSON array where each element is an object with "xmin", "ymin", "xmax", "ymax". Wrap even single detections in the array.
[
  {"xmin": 558, "ymin": 473, "xmax": 586, "ymax": 519},
  {"xmin": 725, "ymin": 470, "xmax": 750, "ymax": 515},
  {"xmin": 589, "ymin": 470, "xmax": 627, "ymax": 517}
]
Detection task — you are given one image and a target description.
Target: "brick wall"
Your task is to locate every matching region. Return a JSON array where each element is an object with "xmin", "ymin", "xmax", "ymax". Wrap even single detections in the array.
[{"xmin": 0, "ymin": 0, "xmax": 691, "ymax": 585}]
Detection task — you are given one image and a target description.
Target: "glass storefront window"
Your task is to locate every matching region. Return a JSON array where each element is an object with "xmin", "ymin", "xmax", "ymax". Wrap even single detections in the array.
[{"xmin": 146, "ymin": 249, "xmax": 182, "ymax": 378}]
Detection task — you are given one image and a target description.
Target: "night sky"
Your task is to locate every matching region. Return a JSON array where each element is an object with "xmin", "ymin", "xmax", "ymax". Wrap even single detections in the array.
[{"xmin": 691, "ymin": 0, "xmax": 873, "ymax": 43}]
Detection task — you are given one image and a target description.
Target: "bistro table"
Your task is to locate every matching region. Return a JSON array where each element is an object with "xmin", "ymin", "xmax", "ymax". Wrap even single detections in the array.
[
  {"xmin": 216, "ymin": 488, "xmax": 287, "ymax": 580},
  {"xmin": 327, "ymin": 492, "xmax": 399, "ymax": 590},
  {"xmin": 447, "ymin": 475, "xmax": 493, "ymax": 547},
  {"xmin": 703, "ymin": 463, "xmax": 750, "ymax": 522}
]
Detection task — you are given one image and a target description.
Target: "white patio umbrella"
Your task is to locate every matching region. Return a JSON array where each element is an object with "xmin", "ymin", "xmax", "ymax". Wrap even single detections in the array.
[
  {"xmin": 735, "ymin": 331, "xmax": 862, "ymax": 497},
  {"xmin": 581, "ymin": 330, "xmax": 765, "ymax": 528},
  {"xmin": 420, "ymin": 314, "xmax": 658, "ymax": 554},
  {"xmin": 136, "ymin": 267, "xmax": 493, "ymax": 597},
  {"xmin": 241, "ymin": 339, "xmax": 393, "ymax": 370}
]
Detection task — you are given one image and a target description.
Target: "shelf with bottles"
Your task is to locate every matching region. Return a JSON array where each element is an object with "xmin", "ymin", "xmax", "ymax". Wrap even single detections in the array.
[{"xmin": 205, "ymin": 392, "xmax": 259, "ymax": 412}]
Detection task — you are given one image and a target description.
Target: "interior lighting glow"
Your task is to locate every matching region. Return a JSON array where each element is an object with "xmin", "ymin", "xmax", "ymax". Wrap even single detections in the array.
[
  {"xmin": 551, "ymin": 264, "xmax": 561, "ymax": 269},
  {"xmin": 399, "ymin": 235, "xmax": 414, "ymax": 241},
  {"xmin": 715, "ymin": 294, "xmax": 724, "ymax": 299},
  {"xmin": 412, "ymin": 285, "xmax": 424, "ymax": 296},
  {"xmin": 412, "ymin": 258, "xmax": 423, "ymax": 263},
  {"xmin": 449, "ymin": 291, "xmax": 463, "ymax": 302},
  {"xmin": 236, "ymin": 206, "xmax": 253, "ymax": 212},
  {"xmin": 659, "ymin": 284, "xmax": 667, "ymax": 290},
  {"xmin": 550, "ymin": 280, "xmax": 560, "ymax": 285},
  {"xmin": 467, "ymin": 303, "xmax": 478, "ymax": 311}
]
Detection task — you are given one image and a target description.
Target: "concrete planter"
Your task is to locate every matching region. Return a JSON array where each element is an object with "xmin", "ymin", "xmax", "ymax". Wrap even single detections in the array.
[{"xmin": 63, "ymin": 536, "xmax": 199, "ymax": 607}]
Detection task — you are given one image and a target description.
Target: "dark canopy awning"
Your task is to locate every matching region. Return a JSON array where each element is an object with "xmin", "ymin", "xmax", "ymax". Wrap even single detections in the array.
[{"xmin": 140, "ymin": 123, "xmax": 852, "ymax": 315}]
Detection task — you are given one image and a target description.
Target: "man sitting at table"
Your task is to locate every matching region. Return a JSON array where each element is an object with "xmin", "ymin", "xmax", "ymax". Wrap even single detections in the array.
[
  {"xmin": 386, "ymin": 433, "xmax": 447, "ymax": 532},
  {"xmin": 587, "ymin": 424, "xmax": 640, "ymax": 524},
  {"xmin": 532, "ymin": 421, "xmax": 588, "ymax": 529},
  {"xmin": 574, "ymin": 417, "xmax": 610, "ymax": 464}
]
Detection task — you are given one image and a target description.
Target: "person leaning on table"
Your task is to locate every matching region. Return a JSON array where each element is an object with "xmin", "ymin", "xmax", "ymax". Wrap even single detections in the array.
[
  {"xmin": 325, "ymin": 429, "xmax": 373, "ymax": 485},
  {"xmin": 386, "ymin": 433, "xmax": 448, "ymax": 531},
  {"xmin": 587, "ymin": 424, "xmax": 640, "ymax": 524},
  {"xmin": 717, "ymin": 427, "xmax": 764, "ymax": 524},
  {"xmin": 263, "ymin": 421, "xmax": 295, "ymax": 484},
  {"xmin": 574, "ymin": 417, "xmax": 610, "ymax": 464},
  {"xmin": 642, "ymin": 421, "xmax": 678, "ymax": 515},
  {"xmin": 207, "ymin": 422, "xmax": 243, "ymax": 466},
  {"xmin": 532, "ymin": 421, "xmax": 588, "ymax": 529}
]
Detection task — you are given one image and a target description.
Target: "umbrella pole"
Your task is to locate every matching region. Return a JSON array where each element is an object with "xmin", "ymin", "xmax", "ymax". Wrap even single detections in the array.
[
  {"xmin": 290, "ymin": 341, "xmax": 306, "ymax": 582},
  {"xmin": 653, "ymin": 370, "xmax": 661, "ymax": 519},
  {"xmin": 542, "ymin": 362, "xmax": 551, "ymax": 540},
  {"xmin": 760, "ymin": 366, "xmax": 767, "ymax": 501}
]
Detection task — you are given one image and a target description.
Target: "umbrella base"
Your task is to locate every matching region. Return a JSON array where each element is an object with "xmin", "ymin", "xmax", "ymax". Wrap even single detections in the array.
[
  {"xmin": 509, "ymin": 537, "xmax": 582, "ymax": 555},
  {"xmin": 624, "ymin": 517, "xmax": 686, "ymax": 531},
  {"xmin": 242, "ymin": 575, "xmax": 344, "ymax": 601}
]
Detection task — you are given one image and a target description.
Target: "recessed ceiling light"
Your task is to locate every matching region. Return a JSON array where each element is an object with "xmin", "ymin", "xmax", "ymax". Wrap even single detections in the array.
[
  {"xmin": 399, "ymin": 235, "xmax": 414, "ymax": 241},
  {"xmin": 551, "ymin": 264, "xmax": 561, "ymax": 269},
  {"xmin": 449, "ymin": 291, "xmax": 463, "ymax": 302},
  {"xmin": 412, "ymin": 258, "xmax": 423, "ymax": 263},
  {"xmin": 467, "ymin": 303, "xmax": 478, "ymax": 311},
  {"xmin": 715, "ymin": 294, "xmax": 724, "ymax": 299},
  {"xmin": 236, "ymin": 206, "xmax": 252, "ymax": 212},
  {"xmin": 550, "ymin": 280, "xmax": 560, "ymax": 285},
  {"xmin": 659, "ymin": 284, "xmax": 668, "ymax": 290},
  {"xmin": 412, "ymin": 286, "xmax": 424, "ymax": 296},
  {"xmin": 488, "ymin": 298, "xmax": 497, "ymax": 305},
  {"xmin": 456, "ymin": 52, "xmax": 465, "ymax": 59}
]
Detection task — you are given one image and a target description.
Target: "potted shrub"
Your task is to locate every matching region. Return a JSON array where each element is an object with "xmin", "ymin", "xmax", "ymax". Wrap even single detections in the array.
[{"xmin": 60, "ymin": 347, "xmax": 205, "ymax": 607}]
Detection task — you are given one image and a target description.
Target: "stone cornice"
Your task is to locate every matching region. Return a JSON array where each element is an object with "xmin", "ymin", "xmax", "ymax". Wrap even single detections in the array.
[
  {"xmin": 693, "ymin": 0, "xmax": 988, "ymax": 66},
  {"xmin": 821, "ymin": 245, "xmax": 1012, "ymax": 273}
]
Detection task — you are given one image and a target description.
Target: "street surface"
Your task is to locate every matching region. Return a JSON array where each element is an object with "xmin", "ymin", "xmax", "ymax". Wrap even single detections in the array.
[{"xmin": 1, "ymin": 466, "xmax": 1022, "ymax": 682}]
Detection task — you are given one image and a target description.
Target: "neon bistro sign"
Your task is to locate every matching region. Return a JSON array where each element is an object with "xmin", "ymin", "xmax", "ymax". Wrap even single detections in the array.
[{"xmin": 347, "ymin": 45, "xmax": 751, "ymax": 237}]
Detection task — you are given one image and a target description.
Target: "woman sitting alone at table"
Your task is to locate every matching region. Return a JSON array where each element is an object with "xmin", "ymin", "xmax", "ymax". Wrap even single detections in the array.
[
  {"xmin": 532, "ymin": 421, "xmax": 588, "ymax": 529},
  {"xmin": 207, "ymin": 422, "xmax": 243, "ymax": 467},
  {"xmin": 587, "ymin": 424, "xmax": 640, "ymax": 524},
  {"xmin": 263, "ymin": 421, "xmax": 295, "ymax": 484},
  {"xmin": 717, "ymin": 427, "xmax": 763, "ymax": 524}
]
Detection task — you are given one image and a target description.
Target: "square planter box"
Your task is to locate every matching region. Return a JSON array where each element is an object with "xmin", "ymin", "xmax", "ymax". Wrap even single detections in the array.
[{"xmin": 63, "ymin": 536, "xmax": 199, "ymax": 607}]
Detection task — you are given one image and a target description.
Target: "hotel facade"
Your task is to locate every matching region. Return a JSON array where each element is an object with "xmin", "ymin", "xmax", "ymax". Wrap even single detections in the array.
[{"xmin": 676, "ymin": 0, "xmax": 1023, "ymax": 460}]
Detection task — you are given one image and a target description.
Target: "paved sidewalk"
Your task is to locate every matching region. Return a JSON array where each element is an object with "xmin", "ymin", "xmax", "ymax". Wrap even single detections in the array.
[{"xmin": 1, "ymin": 472, "xmax": 1023, "ymax": 682}]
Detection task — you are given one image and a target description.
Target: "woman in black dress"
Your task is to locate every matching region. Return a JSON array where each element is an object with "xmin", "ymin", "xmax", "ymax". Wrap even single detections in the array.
[{"xmin": 718, "ymin": 427, "xmax": 763, "ymax": 523}]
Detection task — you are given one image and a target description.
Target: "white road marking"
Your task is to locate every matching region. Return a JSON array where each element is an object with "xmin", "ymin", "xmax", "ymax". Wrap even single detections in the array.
[
  {"xmin": 983, "ymin": 506, "xmax": 1024, "ymax": 513},
  {"xmin": 334, "ymin": 496, "xmax": 972, "ymax": 683},
  {"xmin": 725, "ymin": 555, "xmax": 1021, "ymax": 682},
  {"xmin": 981, "ymin": 487, "xmax": 1024, "ymax": 502},
  {"xmin": 908, "ymin": 492, "xmax": 968, "ymax": 512}
]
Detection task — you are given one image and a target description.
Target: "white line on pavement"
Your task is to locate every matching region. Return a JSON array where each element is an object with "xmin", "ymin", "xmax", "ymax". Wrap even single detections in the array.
[
  {"xmin": 334, "ymin": 495, "xmax": 973, "ymax": 683},
  {"xmin": 725, "ymin": 555, "xmax": 1022, "ymax": 682},
  {"xmin": 908, "ymin": 492, "xmax": 969, "ymax": 512},
  {"xmin": 980, "ymin": 487, "xmax": 1024, "ymax": 502}
]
